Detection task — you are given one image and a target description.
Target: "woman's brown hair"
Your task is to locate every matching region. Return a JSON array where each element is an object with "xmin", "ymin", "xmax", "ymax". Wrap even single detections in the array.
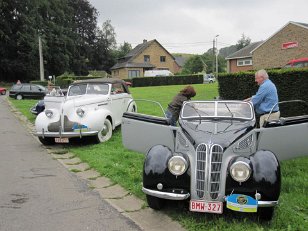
[{"xmin": 180, "ymin": 86, "xmax": 196, "ymax": 98}]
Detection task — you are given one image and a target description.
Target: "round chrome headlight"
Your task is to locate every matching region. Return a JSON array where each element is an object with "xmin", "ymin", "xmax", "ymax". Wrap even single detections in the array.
[
  {"xmin": 230, "ymin": 161, "xmax": 251, "ymax": 183},
  {"xmin": 168, "ymin": 156, "xmax": 188, "ymax": 176},
  {"xmin": 45, "ymin": 109, "xmax": 53, "ymax": 118},
  {"xmin": 76, "ymin": 108, "xmax": 85, "ymax": 117}
]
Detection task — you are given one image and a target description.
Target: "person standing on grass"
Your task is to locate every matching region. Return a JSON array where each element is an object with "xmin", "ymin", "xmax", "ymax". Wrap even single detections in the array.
[
  {"xmin": 244, "ymin": 69, "xmax": 280, "ymax": 127},
  {"xmin": 166, "ymin": 86, "xmax": 196, "ymax": 126}
]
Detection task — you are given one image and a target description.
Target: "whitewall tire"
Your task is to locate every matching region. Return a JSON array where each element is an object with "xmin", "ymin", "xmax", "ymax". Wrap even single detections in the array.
[{"xmin": 95, "ymin": 119, "xmax": 112, "ymax": 143}]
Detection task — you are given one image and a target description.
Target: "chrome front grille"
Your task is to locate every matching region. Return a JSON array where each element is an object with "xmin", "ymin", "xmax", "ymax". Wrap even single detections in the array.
[
  {"xmin": 209, "ymin": 145, "xmax": 223, "ymax": 200},
  {"xmin": 196, "ymin": 144, "xmax": 207, "ymax": 198},
  {"xmin": 195, "ymin": 143, "xmax": 223, "ymax": 200}
]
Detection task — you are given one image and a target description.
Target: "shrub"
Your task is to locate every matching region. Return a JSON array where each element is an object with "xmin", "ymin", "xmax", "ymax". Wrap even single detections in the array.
[
  {"xmin": 56, "ymin": 78, "xmax": 74, "ymax": 88},
  {"xmin": 30, "ymin": 80, "xmax": 49, "ymax": 86},
  {"xmin": 131, "ymin": 74, "xmax": 203, "ymax": 87},
  {"xmin": 218, "ymin": 69, "xmax": 308, "ymax": 116},
  {"xmin": 56, "ymin": 75, "xmax": 105, "ymax": 88}
]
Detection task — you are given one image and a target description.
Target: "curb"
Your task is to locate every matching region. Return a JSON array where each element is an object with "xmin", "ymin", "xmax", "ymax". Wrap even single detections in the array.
[{"xmin": 5, "ymin": 97, "xmax": 186, "ymax": 231}]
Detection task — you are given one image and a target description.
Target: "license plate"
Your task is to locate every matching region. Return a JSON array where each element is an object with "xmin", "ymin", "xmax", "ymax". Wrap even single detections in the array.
[
  {"xmin": 190, "ymin": 200, "xmax": 223, "ymax": 214},
  {"xmin": 55, "ymin": 137, "xmax": 69, "ymax": 143}
]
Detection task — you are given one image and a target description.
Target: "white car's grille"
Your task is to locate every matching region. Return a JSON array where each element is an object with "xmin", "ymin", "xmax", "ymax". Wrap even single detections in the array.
[{"xmin": 196, "ymin": 144, "xmax": 223, "ymax": 200}]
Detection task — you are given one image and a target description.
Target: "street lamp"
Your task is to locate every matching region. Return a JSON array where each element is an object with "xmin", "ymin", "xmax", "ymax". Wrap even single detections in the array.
[{"xmin": 215, "ymin": 35, "xmax": 219, "ymax": 78}]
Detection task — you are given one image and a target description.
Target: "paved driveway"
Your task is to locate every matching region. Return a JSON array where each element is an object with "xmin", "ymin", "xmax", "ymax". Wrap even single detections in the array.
[{"xmin": 0, "ymin": 96, "xmax": 140, "ymax": 231}]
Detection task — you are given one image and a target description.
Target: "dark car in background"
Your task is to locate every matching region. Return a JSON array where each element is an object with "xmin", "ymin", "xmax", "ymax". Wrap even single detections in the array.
[{"xmin": 9, "ymin": 83, "xmax": 47, "ymax": 100}]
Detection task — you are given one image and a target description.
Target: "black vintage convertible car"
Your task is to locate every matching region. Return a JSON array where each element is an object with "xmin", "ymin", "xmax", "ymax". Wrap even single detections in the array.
[{"xmin": 121, "ymin": 100, "xmax": 308, "ymax": 220}]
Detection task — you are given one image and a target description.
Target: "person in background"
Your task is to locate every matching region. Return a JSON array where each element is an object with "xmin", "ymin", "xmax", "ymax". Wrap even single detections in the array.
[
  {"xmin": 16, "ymin": 80, "xmax": 21, "ymax": 84},
  {"xmin": 166, "ymin": 86, "xmax": 196, "ymax": 126},
  {"xmin": 244, "ymin": 69, "xmax": 280, "ymax": 127}
]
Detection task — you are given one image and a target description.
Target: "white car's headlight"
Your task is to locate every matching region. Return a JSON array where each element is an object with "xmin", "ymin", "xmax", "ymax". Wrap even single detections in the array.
[
  {"xmin": 45, "ymin": 109, "xmax": 53, "ymax": 118},
  {"xmin": 168, "ymin": 156, "xmax": 188, "ymax": 176},
  {"xmin": 76, "ymin": 108, "xmax": 85, "ymax": 117},
  {"xmin": 230, "ymin": 161, "xmax": 251, "ymax": 183}
]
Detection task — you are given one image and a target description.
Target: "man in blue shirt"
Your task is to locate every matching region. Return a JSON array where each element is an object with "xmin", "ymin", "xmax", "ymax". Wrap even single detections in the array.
[{"xmin": 245, "ymin": 69, "xmax": 280, "ymax": 127}]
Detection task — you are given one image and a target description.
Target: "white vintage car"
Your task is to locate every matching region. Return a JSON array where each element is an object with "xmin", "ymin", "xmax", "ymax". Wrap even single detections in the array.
[{"xmin": 35, "ymin": 78, "xmax": 135, "ymax": 145}]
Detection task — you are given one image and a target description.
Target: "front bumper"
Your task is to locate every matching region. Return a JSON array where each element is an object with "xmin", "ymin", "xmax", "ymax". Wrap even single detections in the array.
[
  {"xmin": 142, "ymin": 187, "xmax": 190, "ymax": 200},
  {"xmin": 257, "ymin": 200, "xmax": 278, "ymax": 207},
  {"xmin": 142, "ymin": 187, "xmax": 278, "ymax": 208},
  {"xmin": 36, "ymin": 130, "xmax": 98, "ymax": 138}
]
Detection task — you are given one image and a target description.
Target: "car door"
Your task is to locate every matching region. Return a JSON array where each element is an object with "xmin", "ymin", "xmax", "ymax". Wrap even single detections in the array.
[
  {"xmin": 122, "ymin": 112, "xmax": 177, "ymax": 154},
  {"xmin": 21, "ymin": 84, "xmax": 31, "ymax": 98},
  {"xmin": 31, "ymin": 85, "xmax": 44, "ymax": 99},
  {"xmin": 257, "ymin": 117, "xmax": 308, "ymax": 161},
  {"xmin": 110, "ymin": 83, "xmax": 129, "ymax": 125}
]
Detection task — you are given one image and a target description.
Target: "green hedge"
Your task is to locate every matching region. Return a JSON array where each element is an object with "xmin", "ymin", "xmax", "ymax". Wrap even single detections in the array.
[
  {"xmin": 218, "ymin": 69, "xmax": 308, "ymax": 116},
  {"xmin": 30, "ymin": 80, "xmax": 49, "ymax": 86},
  {"xmin": 56, "ymin": 75, "xmax": 104, "ymax": 80},
  {"xmin": 131, "ymin": 74, "xmax": 203, "ymax": 87}
]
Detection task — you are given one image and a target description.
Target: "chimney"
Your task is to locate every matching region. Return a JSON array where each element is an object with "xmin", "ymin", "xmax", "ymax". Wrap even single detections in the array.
[{"xmin": 143, "ymin": 39, "xmax": 147, "ymax": 44}]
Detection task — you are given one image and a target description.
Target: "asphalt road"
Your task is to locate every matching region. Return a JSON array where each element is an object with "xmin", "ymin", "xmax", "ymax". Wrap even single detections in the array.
[{"xmin": 0, "ymin": 95, "xmax": 140, "ymax": 231}]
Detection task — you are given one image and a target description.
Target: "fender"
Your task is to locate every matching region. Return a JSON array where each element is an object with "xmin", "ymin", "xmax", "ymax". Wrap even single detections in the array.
[
  {"xmin": 225, "ymin": 150, "xmax": 281, "ymax": 201},
  {"xmin": 143, "ymin": 145, "xmax": 190, "ymax": 191},
  {"xmin": 76, "ymin": 108, "xmax": 113, "ymax": 131},
  {"xmin": 127, "ymin": 99, "xmax": 137, "ymax": 112}
]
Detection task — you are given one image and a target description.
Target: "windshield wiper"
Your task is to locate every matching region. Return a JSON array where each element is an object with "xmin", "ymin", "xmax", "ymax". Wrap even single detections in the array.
[
  {"xmin": 224, "ymin": 103, "xmax": 234, "ymax": 118},
  {"xmin": 186, "ymin": 104, "xmax": 202, "ymax": 124}
]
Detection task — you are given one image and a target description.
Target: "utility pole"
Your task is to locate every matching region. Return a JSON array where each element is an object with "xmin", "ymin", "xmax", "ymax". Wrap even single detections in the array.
[
  {"xmin": 212, "ymin": 39, "xmax": 215, "ymax": 74},
  {"xmin": 39, "ymin": 35, "xmax": 44, "ymax": 81},
  {"xmin": 215, "ymin": 35, "xmax": 219, "ymax": 77}
]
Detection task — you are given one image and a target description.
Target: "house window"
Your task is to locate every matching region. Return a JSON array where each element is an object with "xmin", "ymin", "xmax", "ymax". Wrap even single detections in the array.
[
  {"xmin": 237, "ymin": 58, "xmax": 252, "ymax": 66},
  {"xmin": 128, "ymin": 70, "xmax": 140, "ymax": 78},
  {"xmin": 160, "ymin": 56, "xmax": 166, "ymax": 62},
  {"xmin": 144, "ymin": 55, "xmax": 150, "ymax": 63}
]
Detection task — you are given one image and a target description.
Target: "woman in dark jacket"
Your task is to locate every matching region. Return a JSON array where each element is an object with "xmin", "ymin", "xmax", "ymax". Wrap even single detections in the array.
[{"xmin": 166, "ymin": 86, "xmax": 196, "ymax": 126}]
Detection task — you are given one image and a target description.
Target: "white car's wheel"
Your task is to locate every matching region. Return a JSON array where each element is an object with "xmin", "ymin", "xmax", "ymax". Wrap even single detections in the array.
[
  {"xmin": 16, "ymin": 94, "xmax": 23, "ymax": 100},
  {"xmin": 95, "ymin": 119, "xmax": 112, "ymax": 143}
]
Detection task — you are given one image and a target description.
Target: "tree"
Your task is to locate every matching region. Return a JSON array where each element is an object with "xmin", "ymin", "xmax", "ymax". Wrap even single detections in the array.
[
  {"xmin": 91, "ymin": 20, "xmax": 117, "ymax": 72},
  {"xmin": 236, "ymin": 33, "xmax": 251, "ymax": 50},
  {"xmin": 115, "ymin": 41, "xmax": 132, "ymax": 59},
  {"xmin": 0, "ymin": 0, "xmax": 118, "ymax": 81},
  {"xmin": 181, "ymin": 55, "xmax": 204, "ymax": 74},
  {"xmin": 68, "ymin": 0, "xmax": 98, "ymax": 75}
]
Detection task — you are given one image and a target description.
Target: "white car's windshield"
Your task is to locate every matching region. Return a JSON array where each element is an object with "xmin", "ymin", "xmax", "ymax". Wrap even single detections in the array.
[
  {"xmin": 182, "ymin": 101, "xmax": 253, "ymax": 120},
  {"xmin": 68, "ymin": 83, "xmax": 109, "ymax": 96}
]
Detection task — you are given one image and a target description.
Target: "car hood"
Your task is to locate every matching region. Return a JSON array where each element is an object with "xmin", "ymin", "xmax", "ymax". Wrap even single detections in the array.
[
  {"xmin": 179, "ymin": 119, "xmax": 255, "ymax": 148},
  {"xmin": 65, "ymin": 94, "xmax": 109, "ymax": 107}
]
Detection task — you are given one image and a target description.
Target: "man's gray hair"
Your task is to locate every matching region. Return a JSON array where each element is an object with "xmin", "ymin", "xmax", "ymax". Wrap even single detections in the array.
[{"xmin": 255, "ymin": 69, "xmax": 269, "ymax": 79}]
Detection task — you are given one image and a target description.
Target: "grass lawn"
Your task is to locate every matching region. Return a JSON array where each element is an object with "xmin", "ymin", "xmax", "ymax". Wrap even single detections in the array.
[{"xmin": 8, "ymin": 83, "xmax": 308, "ymax": 231}]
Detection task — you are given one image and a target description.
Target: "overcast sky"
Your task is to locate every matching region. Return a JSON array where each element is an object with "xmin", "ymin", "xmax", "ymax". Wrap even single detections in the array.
[{"xmin": 89, "ymin": 0, "xmax": 308, "ymax": 54}]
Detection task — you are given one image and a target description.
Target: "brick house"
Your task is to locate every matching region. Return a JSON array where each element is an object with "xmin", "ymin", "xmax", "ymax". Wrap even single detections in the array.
[
  {"xmin": 252, "ymin": 21, "xmax": 308, "ymax": 69},
  {"xmin": 226, "ymin": 41, "xmax": 262, "ymax": 73},
  {"xmin": 226, "ymin": 21, "xmax": 308, "ymax": 73},
  {"xmin": 111, "ymin": 39, "xmax": 181, "ymax": 79}
]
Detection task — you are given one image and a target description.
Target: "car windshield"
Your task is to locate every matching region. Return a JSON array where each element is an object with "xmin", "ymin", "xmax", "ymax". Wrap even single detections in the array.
[
  {"xmin": 181, "ymin": 101, "xmax": 253, "ymax": 120},
  {"xmin": 68, "ymin": 83, "xmax": 109, "ymax": 96}
]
